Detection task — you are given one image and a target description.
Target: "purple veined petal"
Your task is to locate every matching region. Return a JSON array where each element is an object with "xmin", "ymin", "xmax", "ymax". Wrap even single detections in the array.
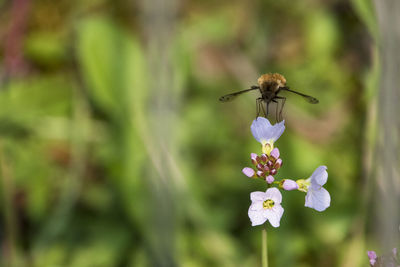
[
  {"xmin": 249, "ymin": 208, "xmax": 267, "ymax": 226},
  {"xmin": 305, "ymin": 187, "xmax": 331, "ymax": 212},
  {"xmin": 282, "ymin": 179, "xmax": 299, "ymax": 191},
  {"xmin": 393, "ymin": 247, "xmax": 398, "ymax": 259},
  {"xmin": 266, "ymin": 175, "xmax": 274, "ymax": 184},
  {"xmin": 250, "ymin": 191, "xmax": 266, "ymax": 202},
  {"xmin": 242, "ymin": 167, "xmax": 255, "ymax": 177},
  {"xmin": 268, "ymin": 120, "xmax": 285, "ymax": 142},
  {"xmin": 263, "ymin": 204, "xmax": 284, "ymax": 228},
  {"xmin": 270, "ymin": 148, "xmax": 280, "ymax": 159},
  {"xmin": 251, "ymin": 117, "xmax": 272, "ymax": 143},
  {"xmin": 310, "ymin": 166, "xmax": 328, "ymax": 186},
  {"xmin": 264, "ymin": 187, "xmax": 282, "ymax": 204},
  {"xmin": 251, "ymin": 117, "xmax": 285, "ymax": 144}
]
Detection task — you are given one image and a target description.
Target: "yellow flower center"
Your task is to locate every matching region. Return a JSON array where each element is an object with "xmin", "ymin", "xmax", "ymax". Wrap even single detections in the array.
[
  {"xmin": 263, "ymin": 199, "xmax": 275, "ymax": 209},
  {"xmin": 261, "ymin": 140, "xmax": 274, "ymax": 155},
  {"xmin": 296, "ymin": 179, "xmax": 310, "ymax": 193}
]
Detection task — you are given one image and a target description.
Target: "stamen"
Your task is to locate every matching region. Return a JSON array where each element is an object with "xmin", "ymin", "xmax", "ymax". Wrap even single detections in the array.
[{"xmin": 263, "ymin": 199, "xmax": 275, "ymax": 209}]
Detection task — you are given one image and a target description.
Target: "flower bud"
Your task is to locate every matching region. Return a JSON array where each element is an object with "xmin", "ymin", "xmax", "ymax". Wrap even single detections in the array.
[
  {"xmin": 251, "ymin": 153, "xmax": 258, "ymax": 165},
  {"xmin": 242, "ymin": 167, "xmax": 255, "ymax": 178},
  {"xmin": 274, "ymin": 158, "xmax": 283, "ymax": 169},
  {"xmin": 263, "ymin": 165, "xmax": 270, "ymax": 173},
  {"xmin": 260, "ymin": 154, "xmax": 268, "ymax": 162},
  {"xmin": 256, "ymin": 170, "xmax": 264, "ymax": 177},
  {"xmin": 270, "ymin": 169, "xmax": 277, "ymax": 175},
  {"xmin": 270, "ymin": 148, "xmax": 280, "ymax": 159},
  {"xmin": 281, "ymin": 179, "xmax": 299, "ymax": 191},
  {"xmin": 265, "ymin": 175, "xmax": 274, "ymax": 184}
]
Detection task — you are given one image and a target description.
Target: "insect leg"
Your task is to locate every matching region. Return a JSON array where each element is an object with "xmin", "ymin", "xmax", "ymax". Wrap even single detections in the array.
[
  {"xmin": 274, "ymin": 96, "xmax": 286, "ymax": 122},
  {"xmin": 256, "ymin": 98, "xmax": 262, "ymax": 117},
  {"xmin": 260, "ymin": 100, "xmax": 267, "ymax": 117},
  {"xmin": 265, "ymin": 101, "xmax": 269, "ymax": 117}
]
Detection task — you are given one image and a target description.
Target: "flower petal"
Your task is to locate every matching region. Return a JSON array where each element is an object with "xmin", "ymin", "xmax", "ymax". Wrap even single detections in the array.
[
  {"xmin": 250, "ymin": 191, "xmax": 266, "ymax": 202},
  {"xmin": 305, "ymin": 187, "xmax": 331, "ymax": 212},
  {"xmin": 367, "ymin": 251, "xmax": 377, "ymax": 266},
  {"xmin": 310, "ymin": 166, "xmax": 328, "ymax": 186},
  {"xmin": 251, "ymin": 117, "xmax": 272, "ymax": 143},
  {"xmin": 249, "ymin": 208, "xmax": 267, "ymax": 226},
  {"xmin": 242, "ymin": 167, "xmax": 255, "ymax": 177},
  {"xmin": 367, "ymin": 251, "xmax": 377, "ymax": 260},
  {"xmin": 249, "ymin": 201, "xmax": 263, "ymax": 211},
  {"xmin": 269, "ymin": 120, "xmax": 285, "ymax": 142},
  {"xmin": 264, "ymin": 204, "xmax": 284, "ymax": 227},
  {"xmin": 250, "ymin": 117, "xmax": 285, "ymax": 144},
  {"xmin": 264, "ymin": 187, "xmax": 282, "ymax": 204}
]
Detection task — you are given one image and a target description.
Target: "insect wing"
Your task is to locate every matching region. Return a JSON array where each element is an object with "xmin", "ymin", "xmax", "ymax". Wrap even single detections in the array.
[
  {"xmin": 219, "ymin": 87, "xmax": 259, "ymax": 102},
  {"xmin": 219, "ymin": 93, "xmax": 238, "ymax": 102},
  {"xmin": 281, "ymin": 87, "xmax": 319, "ymax": 104},
  {"xmin": 303, "ymin": 95, "xmax": 319, "ymax": 104}
]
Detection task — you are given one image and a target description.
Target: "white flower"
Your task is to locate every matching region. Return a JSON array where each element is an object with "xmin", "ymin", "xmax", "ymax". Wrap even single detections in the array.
[
  {"xmin": 300, "ymin": 166, "xmax": 331, "ymax": 212},
  {"xmin": 251, "ymin": 117, "xmax": 285, "ymax": 155},
  {"xmin": 248, "ymin": 187, "xmax": 284, "ymax": 227}
]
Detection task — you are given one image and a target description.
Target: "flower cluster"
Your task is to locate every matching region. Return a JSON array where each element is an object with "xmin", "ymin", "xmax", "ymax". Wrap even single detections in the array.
[
  {"xmin": 244, "ymin": 117, "xmax": 331, "ymax": 227},
  {"xmin": 367, "ymin": 248, "xmax": 400, "ymax": 267},
  {"xmin": 242, "ymin": 148, "xmax": 282, "ymax": 184}
]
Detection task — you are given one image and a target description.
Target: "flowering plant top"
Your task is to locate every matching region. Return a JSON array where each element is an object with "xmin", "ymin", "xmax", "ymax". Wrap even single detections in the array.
[{"xmin": 244, "ymin": 117, "xmax": 330, "ymax": 227}]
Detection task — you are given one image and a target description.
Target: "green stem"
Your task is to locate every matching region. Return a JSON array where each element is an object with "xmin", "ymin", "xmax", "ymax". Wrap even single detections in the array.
[{"xmin": 262, "ymin": 224, "xmax": 268, "ymax": 267}]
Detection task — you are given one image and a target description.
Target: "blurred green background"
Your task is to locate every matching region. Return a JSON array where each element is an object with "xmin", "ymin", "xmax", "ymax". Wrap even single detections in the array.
[{"xmin": 0, "ymin": 0, "xmax": 385, "ymax": 266}]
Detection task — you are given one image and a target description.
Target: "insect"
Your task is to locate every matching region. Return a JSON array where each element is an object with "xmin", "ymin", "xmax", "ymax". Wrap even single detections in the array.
[{"xmin": 219, "ymin": 73, "xmax": 319, "ymax": 121}]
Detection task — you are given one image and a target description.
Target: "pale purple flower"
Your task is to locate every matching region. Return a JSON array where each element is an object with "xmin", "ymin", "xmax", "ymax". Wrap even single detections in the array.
[
  {"xmin": 301, "ymin": 166, "xmax": 331, "ymax": 212},
  {"xmin": 281, "ymin": 179, "xmax": 299, "ymax": 191},
  {"xmin": 367, "ymin": 251, "xmax": 377, "ymax": 266},
  {"xmin": 248, "ymin": 187, "xmax": 284, "ymax": 227},
  {"xmin": 251, "ymin": 117, "xmax": 285, "ymax": 155}
]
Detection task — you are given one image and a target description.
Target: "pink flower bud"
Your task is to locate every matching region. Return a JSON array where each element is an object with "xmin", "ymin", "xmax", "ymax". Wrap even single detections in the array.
[
  {"xmin": 270, "ymin": 148, "xmax": 280, "ymax": 159},
  {"xmin": 270, "ymin": 169, "xmax": 277, "ymax": 175},
  {"xmin": 263, "ymin": 165, "xmax": 270, "ymax": 173},
  {"xmin": 256, "ymin": 170, "xmax": 264, "ymax": 177},
  {"xmin": 274, "ymin": 158, "xmax": 283, "ymax": 169},
  {"xmin": 251, "ymin": 153, "xmax": 258, "ymax": 165},
  {"xmin": 282, "ymin": 179, "xmax": 299, "ymax": 191},
  {"xmin": 260, "ymin": 154, "xmax": 268, "ymax": 162},
  {"xmin": 265, "ymin": 175, "xmax": 274, "ymax": 184},
  {"xmin": 242, "ymin": 167, "xmax": 255, "ymax": 178}
]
